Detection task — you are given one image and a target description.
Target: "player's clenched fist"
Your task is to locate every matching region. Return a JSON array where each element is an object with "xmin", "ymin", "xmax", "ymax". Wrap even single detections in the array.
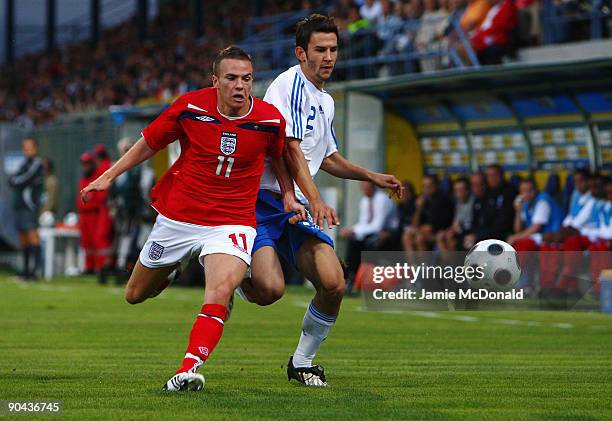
[{"xmin": 80, "ymin": 173, "xmax": 112, "ymax": 203}]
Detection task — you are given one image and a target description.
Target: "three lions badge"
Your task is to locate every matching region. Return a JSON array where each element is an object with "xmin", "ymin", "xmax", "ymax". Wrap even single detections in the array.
[{"xmin": 220, "ymin": 132, "xmax": 237, "ymax": 155}]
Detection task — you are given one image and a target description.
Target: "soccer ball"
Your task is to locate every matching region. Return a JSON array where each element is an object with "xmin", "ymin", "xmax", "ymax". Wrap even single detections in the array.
[{"xmin": 464, "ymin": 239, "xmax": 521, "ymax": 291}]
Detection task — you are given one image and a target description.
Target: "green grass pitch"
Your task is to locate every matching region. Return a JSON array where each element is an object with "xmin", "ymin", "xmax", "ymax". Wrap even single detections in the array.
[{"xmin": 1, "ymin": 274, "xmax": 611, "ymax": 420}]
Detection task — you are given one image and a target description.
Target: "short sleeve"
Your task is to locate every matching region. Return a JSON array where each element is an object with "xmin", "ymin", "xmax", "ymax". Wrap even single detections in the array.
[
  {"xmin": 266, "ymin": 116, "xmax": 286, "ymax": 159},
  {"xmin": 142, "ymin": 96, "xmax": 186, "ymax": 150},
  {"xmin": 264, "ymin": 74, "xmax": 307, "ymax": 141},
  {"xmin": 532, "ymin": 200, "xmax": 552, "ymax": 225}
]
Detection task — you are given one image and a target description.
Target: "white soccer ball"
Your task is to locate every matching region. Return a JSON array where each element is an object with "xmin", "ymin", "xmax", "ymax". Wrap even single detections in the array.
[{"xmin": 464, "ymin": 239, "xmax": 521, "ymax": 291}]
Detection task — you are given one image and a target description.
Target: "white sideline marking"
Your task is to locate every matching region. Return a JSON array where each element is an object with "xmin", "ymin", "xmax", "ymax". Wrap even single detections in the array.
[
  {"xmin": 361, "ymin": 308, "xmax": 583, "ymax": 330},
  {"xmin": 551, "ymin": 323, "xmax": 574, "ymax": 329},
  {"xmin": 450, "ymin": 315, "xmax": 479, "ymax": 322},
  {"xmin": 292, "ymin": 299, "xmax": 311, "ymax": 308}
]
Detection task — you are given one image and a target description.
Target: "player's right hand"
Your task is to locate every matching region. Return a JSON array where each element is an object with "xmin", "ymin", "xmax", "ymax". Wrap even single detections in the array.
[
  {"xmin": 309, "ymin": 198, "xmax": 340, "ymax": 230},
  {"xmin": 80, "ymin": 174, "xmax": 112, "ymax": 203},
  {"xmin": 284, "ymin": 200, "xmax": 307, "ymax": 225}
]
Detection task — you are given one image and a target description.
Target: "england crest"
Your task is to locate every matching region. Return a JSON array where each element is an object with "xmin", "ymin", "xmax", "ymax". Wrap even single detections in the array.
[
  {"xmin": 220, "ymin": 132, "xmax": 237, "ymax": 155},
  {"xmin": 149, "ymin": 241, "xmax": 165, "ymax": 261}
]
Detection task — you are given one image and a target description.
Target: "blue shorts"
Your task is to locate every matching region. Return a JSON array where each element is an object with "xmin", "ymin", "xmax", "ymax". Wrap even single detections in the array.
[{"xmin": 253, "ymin": 190, "xmax": 334, "ymax": 268}]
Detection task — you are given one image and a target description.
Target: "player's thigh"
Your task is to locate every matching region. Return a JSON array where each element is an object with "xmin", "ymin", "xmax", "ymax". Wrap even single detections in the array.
[
  {"xmin": 250, "ymin": 245, "xmax": 285, "ymax": 297},
  {"xmin": 202, "ymin": 253, "xmax": 248, "ymax": 305},
  {"xmin": 296, "ymin": 236, "xmax": 344, "ymax": 294},
  {"xmin": 198, "ymin": 225, "xmax": 256, "ymax": 305},
  {"xmin": 125, "ymin": 260, "xmax": 177, "ymax": 303}
]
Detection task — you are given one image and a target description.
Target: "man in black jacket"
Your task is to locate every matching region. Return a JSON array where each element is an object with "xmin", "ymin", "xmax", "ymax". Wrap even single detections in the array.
[
  {"xmin": 464, "ymin": 165, "xmax": 517, "ymax": 249},
  {"xmin": 403, "ymin": 174, "xmax": 454, "ymax": 252},
  {"xmin": 9, "ymin": 138, "xmax": 44, "ymax": 279}
]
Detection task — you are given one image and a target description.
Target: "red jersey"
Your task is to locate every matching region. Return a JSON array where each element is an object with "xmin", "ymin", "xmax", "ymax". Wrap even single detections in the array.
[{"xmin": 142, "ymin": 87, "xmax": 285, "ymax": 227}]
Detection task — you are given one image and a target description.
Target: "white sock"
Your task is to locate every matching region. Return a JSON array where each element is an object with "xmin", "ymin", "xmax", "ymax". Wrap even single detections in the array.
[{"xmin": 292, "ymin": 302, "xmax": 336, "ymax": 368}]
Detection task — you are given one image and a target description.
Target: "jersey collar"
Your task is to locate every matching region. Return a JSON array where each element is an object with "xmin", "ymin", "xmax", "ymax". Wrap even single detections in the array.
[
  {"xmin": 216, "ymin": 96, "xmax": 254, "ymax": 121},
  {"xmin": 296, "ymin": 65, "xmax": 327, "ymax": 94}
]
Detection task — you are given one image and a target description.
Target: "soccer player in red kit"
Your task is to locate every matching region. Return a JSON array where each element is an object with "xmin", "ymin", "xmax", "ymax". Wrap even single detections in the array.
[{"xmin": 81, "ymin": 46, "xmax": 305, "ymax": 392}]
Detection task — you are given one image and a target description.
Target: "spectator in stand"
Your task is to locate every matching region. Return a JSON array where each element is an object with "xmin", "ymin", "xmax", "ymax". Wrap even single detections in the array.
[
  {"xmin": 403, "ymin": 174, "xmax": 454, "ymax": 252},
  {"xmin": 516, "ymin": 0, "xmax": 542, "ymax": 45},
  {"xmin": 466, "ymin": 0, "xmax": 518, "ymax": 64},
  {"xmin": 360, "ymin": 0, "xmax": 384, "ymax": 22},
  {"xmin": 330, "ymin": 0, "xmax": 357, "ymax": 31},
  {"xmin": 377, "ymin": 0, "xmax": 405, "ymax": 56},
  {"xmin": 388, "ymin": 0, "xmax": 423, "ymax": 74},
  {"xmin": 459, "ymin": 0, "xmax": 491, "ymax": 32},
  {"xmin": 463, "ymin": 164, "xmax": 516, "ymax": 249},
  {"xmin": 437, "ymin": 177, "xmax": 475, "ymax": 253},
  {"xmin": 77, "ymin": 152, "xmax": 100, "ymax": 274},
  {"xmin": 8, "ymin": 138, "xmax": 44, "ymax": 280},
  {"xmin": 40, "ymin": 157, "xmax": 59, "ymax": 216},
  {"xmin": 415, "ymin": 0, "xmax": 450, "ymax": 71},
  {"xmin": 341, "ymin": 181, "xmax": 396, "ymax": 283}
]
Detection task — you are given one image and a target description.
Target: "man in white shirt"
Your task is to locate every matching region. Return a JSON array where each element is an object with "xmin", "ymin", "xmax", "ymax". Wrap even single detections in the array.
[
  {"xmin": 238, "ymin": 14, "xmax": 403, "ymax": 387},
  {"xmin": 360, "ymin": 0, "xmax": 384, "ymax": 22}
]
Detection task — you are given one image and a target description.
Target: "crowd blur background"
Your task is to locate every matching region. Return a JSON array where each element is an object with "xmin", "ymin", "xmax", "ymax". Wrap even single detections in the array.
[{"xmin": 0, "ymin": 0, "xmax": 610, "ymax": 298}]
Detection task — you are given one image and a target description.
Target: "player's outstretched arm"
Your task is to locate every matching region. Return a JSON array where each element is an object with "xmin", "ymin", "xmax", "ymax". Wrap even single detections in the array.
[
  {"xmin": 269, "ymin": 154, "xmax": 307, "ymax": 224},
  {"xmin": 321, "ymin": 152, "xmax": 405, "ymax": 199},
  {"xmin": 284, "ymin": 138, "xmax": 339, "ymax": 229},
  {"xmin": 80, "ymin": 136, "xmax": 156, "ymax": 202}
]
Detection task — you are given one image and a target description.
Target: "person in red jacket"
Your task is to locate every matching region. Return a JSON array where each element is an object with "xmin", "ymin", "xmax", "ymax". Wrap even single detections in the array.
[
  {"xmin": 469, "ymin": 0, "xmax": 518, "ymax": 63},
  {"xmin": 77, "ymin": 152, "xmax": 100, "ymax": 273},
  {"xmin": 93, "ymin": 144, "xmax": 115, "ymax": 281}
]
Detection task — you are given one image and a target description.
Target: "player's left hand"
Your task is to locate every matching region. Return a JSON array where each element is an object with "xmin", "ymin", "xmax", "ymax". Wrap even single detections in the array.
[
  {"xmin": 370, "ymin": 173, "xmax": 404, "ymax": 199},
  {"xmin": 284, "ymin": 199, "xmax": 307, "ymax": 224}
]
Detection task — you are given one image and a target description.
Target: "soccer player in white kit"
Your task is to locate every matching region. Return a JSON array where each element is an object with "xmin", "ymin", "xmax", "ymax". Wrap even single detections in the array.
[{"xmin": 239, "ymin": 14, "xmax": 404, "ymax": 386}]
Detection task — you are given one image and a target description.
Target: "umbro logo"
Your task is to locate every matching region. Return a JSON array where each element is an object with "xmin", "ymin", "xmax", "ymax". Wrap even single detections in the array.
[
  {"xmin": 196, "ymin": 115, "xmax": 216, "ymax": 122},
  {"xmin": 198, "ymin": 346, "xmax": 209, "ymax": 356}
]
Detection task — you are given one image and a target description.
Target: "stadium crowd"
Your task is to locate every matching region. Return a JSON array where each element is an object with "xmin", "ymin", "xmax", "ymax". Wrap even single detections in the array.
[
  {"xmin": 1, "ymin": 0, "xmax": 606, "ymax": 126},
  {"xmin": 342, "ymin": 165, "xmax": 612, "ymax": 295}
]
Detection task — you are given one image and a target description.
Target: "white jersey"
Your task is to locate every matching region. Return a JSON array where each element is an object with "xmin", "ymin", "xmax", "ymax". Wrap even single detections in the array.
[{"xmin": 260, "ymin": 65, "xmax": 338, "ymax": 203}]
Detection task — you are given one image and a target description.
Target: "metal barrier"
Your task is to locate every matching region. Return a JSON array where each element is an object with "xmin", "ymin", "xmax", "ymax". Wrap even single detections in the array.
[{"xmin": 242, "ymin": 16, "xmax": 479, "ymax": 83}]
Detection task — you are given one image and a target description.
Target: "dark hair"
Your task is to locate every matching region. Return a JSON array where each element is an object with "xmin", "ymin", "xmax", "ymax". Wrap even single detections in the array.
[
  {"xmin": 574, "ymin": 167, "xmax": 591, "ymax": 179},
  {"xmin": 521, "ymin": 177, "xmax": 537, "ymax": 188},
  {"xmin": 295, "ymin": 14, "xmax": 339, "ymax": 52},
  {"xmin": 423, "ymin": 174, "xmax": 438, "ymax": 185},
  {"xmin": 454, "ymin": 177, "xmax": 470, "ymax": 190},
  {"xmin": 486, "ymin": 164, "xmax": 504, "ymax": 176},
  {"xmin": 212, "ymin": 45, "xmax": 252, "ymax": 76}
]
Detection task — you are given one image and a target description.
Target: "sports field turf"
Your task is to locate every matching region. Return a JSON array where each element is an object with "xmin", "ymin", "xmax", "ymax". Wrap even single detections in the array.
[{"xmin": 1, "ymin": 274, "xmax": 611, "ymax": 420}]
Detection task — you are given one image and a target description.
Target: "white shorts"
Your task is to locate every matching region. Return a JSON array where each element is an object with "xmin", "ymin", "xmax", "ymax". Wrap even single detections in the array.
[{"xmin": 139, "ymin": 213, "xmax": 257, "ymax": 269}]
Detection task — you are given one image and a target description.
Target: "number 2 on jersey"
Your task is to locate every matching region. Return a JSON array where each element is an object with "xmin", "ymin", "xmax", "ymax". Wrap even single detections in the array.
[
  {"xmin": 216, "ymin": 155, "xmax": 234, "ymax": 177},
  {"xmin": 229, "ymin": 233, "xmax": 247, "ymax": 251}
]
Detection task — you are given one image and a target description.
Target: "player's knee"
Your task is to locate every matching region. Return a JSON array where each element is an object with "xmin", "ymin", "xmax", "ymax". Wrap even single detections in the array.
[
  {"xmin": 125, "ymin": 287, "xmax": 145, "ymax": 305},
  {"xmin": 320, "ymin": 271, "xmax": 345, "ymax": 302},
  {"xmin": 209, "ymin": 282, "xmax": 235, "ymax": 304},
  {"xmin": 258, "ymin": 282, "xmax": 285, "ymax": 305}
]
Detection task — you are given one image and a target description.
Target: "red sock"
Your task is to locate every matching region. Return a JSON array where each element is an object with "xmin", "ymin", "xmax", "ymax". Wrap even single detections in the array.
[{"xmin": 176, "ymin": 303, "xmax": 228, "ymax": 374}]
